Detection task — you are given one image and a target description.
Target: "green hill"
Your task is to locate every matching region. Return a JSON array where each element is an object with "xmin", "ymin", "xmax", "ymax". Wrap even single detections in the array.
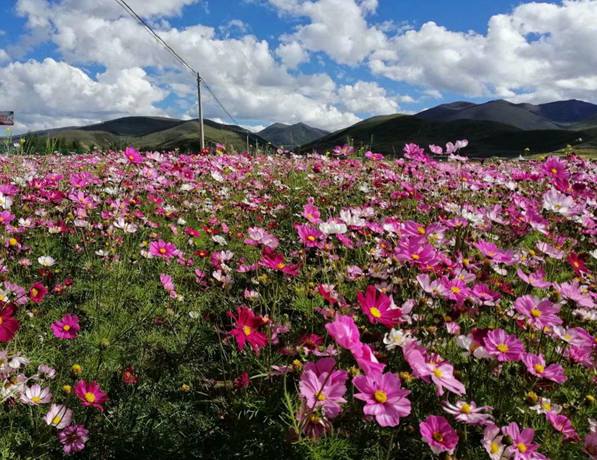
[
  {"xmin": 18, "ymin": 116, "xmax": 272, "ymax": 153},
  {"xmin": 299, "ymin": 115, "xmax": 591, "ymax": 157}
]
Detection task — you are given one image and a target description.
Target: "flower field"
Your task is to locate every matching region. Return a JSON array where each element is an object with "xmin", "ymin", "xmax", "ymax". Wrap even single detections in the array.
[{"xmin": 0, "ymin": 145, "xmax": 595, "ymax": 459}]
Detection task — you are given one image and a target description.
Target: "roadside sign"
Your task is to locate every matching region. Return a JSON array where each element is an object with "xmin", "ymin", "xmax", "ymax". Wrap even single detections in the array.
[{"xmin": 0, "ymin": 112, "xmax": 14, "ymax": 126}]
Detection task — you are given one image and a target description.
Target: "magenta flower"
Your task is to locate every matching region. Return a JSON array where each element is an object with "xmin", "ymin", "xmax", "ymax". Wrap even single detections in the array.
[
  {"xmin": 58, "ymin": 424, "xmax": 89, "ymax": 455},
  {"xmin": 149, "ymin": 240, "xmax": 177, "ymax": 260},
  {"xmin": 514, "ymin": 295, "xmax": 562, "ymax": 329},
  {"xmin": 51, "ymin": 314, "xmax": 80, "ymax": 339},
  {"xmin": 353, "ymin": 371, "xmax": 411, "ymax": 427},
  {"xmin": 124, "ymin": 146, "xmax": 143, "ymax": 164},
  {"xmin": 502, "ymin": 422, "xmax": 540, "ymax": 459},
  {"xmin": 483, "ymin": 329, "xmax": 525, "ymax": 362},
  {"xmin": 394, "ymin": 237, "xmax": 440, "ymax": 270},
  {"xmin": 299, "ymin": 358, "xmax": 348, "ymax": 419},
  {"xmin": 303, "ymin": 202, "xmax": 321, "ymax": 224},
  {"xmin": 159, "ymin": 273, "xmax": 177, "ymax": 299},
  {"xmin": 419, "ymin": 415, "xmax": 459, "ymax": 455},
  {"xmin": 324, "ymin": 315, "xmax": 361, "ymax": 352},
  {"xmin": 0, "ymin": 304, "xmax": 19, "ymax": 342},
  {"xmin": 296, "ymin": 224, "xmax": 323, "ymax": 248},
  {"xmin": 543, "ymin": 156, "xmax": 568, "ymax": 180},
  {"xmin": 522, "ymin": 353, "xmax": 566, "ymax": 383},
  {"xmin": 584, "ymin": 431, "xmax": 597, "ymax": 459},
  {"xmin": 352, "ymin": 342, "xmax": 386, "ymax": 375},
  {"xmin": 74, "ymin": 380, "xmax": 108, "ymax": 412},
  {"xmin": 228, "ymin": 306, "xmax": 268, "ymax": 353},
  {"xmin": 546, "ymin": 412, "xmax": 580, "ymax": 442},
  {"xmin": 259, "ymin": 249, "xmax": 300, "ymax": 276},
  {"xmin": 404, "ymin": 344, "xmax": 465, "ymax": 396},
  {"xmin": 357, "ymin": 285, "xmax": 402, "ymax": 328}
]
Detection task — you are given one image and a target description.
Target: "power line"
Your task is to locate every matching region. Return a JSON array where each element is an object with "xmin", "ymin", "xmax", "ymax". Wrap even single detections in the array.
[{"xmin": 111, "ymin": 0, "xmax": 241, "ymax": 129}]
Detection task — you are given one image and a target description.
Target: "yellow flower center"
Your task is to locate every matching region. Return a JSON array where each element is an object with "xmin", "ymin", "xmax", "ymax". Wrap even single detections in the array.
[
  {"xmin": 550, "ymin": 167, "xmax": 558, "ymax": 174},
  {"xmin": 411, "ymin": 253, "xmax": 420, "ymax": 260},
  {"xmin": 317, "ymin": 392, "xmax": 326, "ymax": 401},
  {"xmin": 8, "ymin": 238, "xmax": 17, "ymax": 246},
  {"xmin": 276, "ymin": 262, "xmax": 286, "ymax": 270},
  {"xmin": 243, "ymin": 325, "xmax": 252, "ymax": 336},
  {"xmin": 159, "ymin": 247, "xmax": 167, "ymax": 254},
  {"xmin": 490, "ymin": 441, "xmax": 500, "ymax": 454},
  {"xmin": 31, "ymin": 396, "xmax": 42, "ymax": 403},
  {"xmin": 0, "ymin": 317, "xmax": 3, "ymax": 325},
  {"xmin": 530, "ymin": 308, "xmax": 542, "ymax": 318},
  {"xmin": 63, "ymin": 325, "xmax": 71, "ymax": 331},
  {"xmin": 370, "ymin": 307, "xmax": 382, "ymax": 318},
  {"xmin": 517, "ymin": 443, "xmax": 528, "ymax": 453},
  {"xmin": 417, "ymin": 226, "xmax": 425, "ymax": 235},
  {"xmin": 84, "ymin": 392, "xmax": 96, "ymax": 403},
  {"xmin": 460, "ymin": 403, "xmax": 471, "ymax": 414},
  {"xmin": 542, "ymin": 401, "xmax": 552, "ymax": 411},
  {"xmin": 31, "ymin": 288, "xmax": 39, "ymax": 297},
  {"xmin": 496, "ymin": 343, "xmax": 509, "ymax": 353},
  {"xmin": 51, "ymin": 415, "xmax": 62, "ymax": 425},
  {"xmin": 534, "ymin": 364, "xmax": 545, "ymax": 374},
  {"xmin": 432, "ymin": 432, "xmax": 444, "ymax": 442},
  {"xmin": 307, "ymin": 235, "xmax": 316, "ymax": 241},
  {"xmin": 128, "ymin": 155, "xmax": 135, "ymax": 161},
  {"xmin": 433, "ymin": 368, "xmax": 443, "ymax": 378},
  {"xmin": 374, "ymin": 390, "xmax": 388, "ymax": 404},
  {"xmin": 450, "ymin": 286, "xmax": 461, "ymax": 294}
]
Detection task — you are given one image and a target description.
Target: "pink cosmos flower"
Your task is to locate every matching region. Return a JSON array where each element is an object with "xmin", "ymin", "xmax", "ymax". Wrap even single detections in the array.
[
  {"xmin": 394, "ymin": 237, "xmax": 440, "ymax": 270},
  {"xmin": 299, "ymin": 358, "xmax": 348, "ymax": 419},
  {"xmin": 522, "ymin": 353, "xmax": 566, "ymax": 383},
  {"xmin": 502, "ymin": 422, "xmax": 541, "ymax": 459},
  {"xmin": 516, "ymin": 268, "xmax": 552, "ymax": 289},
  {"xmin": 419, "ymin": 415, "xmax": 459, "ymax": 455},
  {"xmin": 149, "ymin": 240, "xmax": 178, "ymax": 260},
  {"xmin": 44, "ymin": 404, "xmax": 73, "ymax": 429},
  {"xmin": 58, "ymin": 424, "xmax": 89, "ymax": 455},
  {"xmin": 514, "ymin": 295, "xmax": 562, "ymax": 329},
  {"xmin": 228, "ymin": 306, "xmax": 268, "ymax": 352},
  {"xmin": 303, "ymin": 202, "xmax": 321, "ymax": 224},
  {"xmin": 0, "ymin": 304, "xmax": 19, "ymax": 342},
  {"xmin": 244, "ymin": 227, "xmax": 279, "ymax": 250},
  {"xmin": 74, "ymin": 380, "xmax": 108, "ymax": 412},
  {"xmin": 296, "ymin": 224, "xmax": 324, "ymax": 248},
  {"xmin": 543, "ymin": 156, "xmax": 568, "ymax": 180},
  {"xmin": 353, "ymin": 371, "xmax": 411, "ymax": 427},
  {"xmin": 29, "ymin": 282, "xmax": 48, "ymax": 303},
  {"xmin": 404, "ymin": 343, "xmax": 466, "ymax": 396},
  {"xmin": 124, "ymin": 146, "xmax": 143, "ymax": 164},
  {"xmin": 259, "ymin": 249, "xmax": 300, "ymax": 276},
  {"xmin": 483, "ymin": 329, "xmax": 525, "ymax": 362},
  {"xmin": 443, "ymin": 400, "xmax": 493, "ymax": 425},
  {"xmin": 58, "ymin": 425, "xmax": 89, "ymax": 455},
  {"xmin": 357, "ymin": 285, "xmax": 402, "ymax": 328},
  {"xmin": 546, "ymin": 412, "xmax": 579, "ymax": 442},
  {"xmin": 584, "ymin": 431, "xmax": 597, "ymax": 459},
  {"xmin": 352, "ymin": 342, "xmax": 386, "ymax": 375},
  {"xmin": 483, "ymin": 423, "xmax": 506, "ymax": 459},
  {"xmin": 324, "ymin": 315, "xmax": 362, "ymax": 352},
  {"xmin": 20, "ymin": 384, "xmax": 52, "ymax": 405},
  {"xmin": 159, "ymin": 274, "xmax": 177, "ymax": 299},
  {"xmin": 51, "ymin": 314, "xmax": 80, "ymax": 339},
  {"xmin": 474, "ymin": 241, "xmax": 514, "ymax": 264}
]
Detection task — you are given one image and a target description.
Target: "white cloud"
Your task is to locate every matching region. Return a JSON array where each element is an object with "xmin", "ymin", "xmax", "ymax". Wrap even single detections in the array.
[
  {"xmin": 0, "ymin": 58, "xmax": 165, "ymax": 132},
  {"xmin": 0, "ymin": 49, "xmax": 9, "ymax": 63},
  {"xmin": 8, "ymin": 0, "xmax": 405, "ymax": 132},
  {"xmin": 337, "ymin": 81, "xmax": 398, "ymax": 114},
  {"xmin": 272, "ymin": 0, "xmax": 387, "ymax": 65},
  {"xmin": 275, "ymin": 41, "xmax": 309, "ymax": 68},
  {"xmin": 369, "ymin": 0, "xmax": 597, "ymax": 104}
]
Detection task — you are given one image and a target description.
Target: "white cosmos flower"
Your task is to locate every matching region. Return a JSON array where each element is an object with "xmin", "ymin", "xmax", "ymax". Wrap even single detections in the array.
[
  {"xmin": 383, "ymin": 329, "xmax": 413, "ymax": 350},
  {"xmin": 319, "ymin": 221, "xmax": 347, "ymax": 235},
  {"xmin": 37, "ymin": 256, "xmax": 55, "ymax": 267}
]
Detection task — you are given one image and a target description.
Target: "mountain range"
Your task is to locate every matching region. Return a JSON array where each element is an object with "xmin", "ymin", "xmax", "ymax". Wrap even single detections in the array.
[{"xmin": 11, "ymin": 99, "xmax": 597, "ymax": 157}]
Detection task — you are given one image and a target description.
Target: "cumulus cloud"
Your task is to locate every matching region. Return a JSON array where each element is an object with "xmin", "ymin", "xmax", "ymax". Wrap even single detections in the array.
[
  {"xmin": 7, "ymin": 0, "xmax": 404, "ymax": 132},
  {"xmin": 272, "ymin": 0, "xmax": 387, "ymax": 65},
  {"xmin": 0, "ymin": 58, "xmax": 165, "ymax": 131},
  {"xmin": 369, "ymin": 0, "xmax": 597, "ymax": 103}
]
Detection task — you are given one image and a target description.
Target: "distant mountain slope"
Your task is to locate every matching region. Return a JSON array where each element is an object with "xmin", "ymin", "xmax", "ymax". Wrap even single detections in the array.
[
  {"xmin": 416, "ymin": 99, "xmax": 597, "ymax": 130},
  {"xmin": 299, "ymin": 114, "xmax": 590, "ymax": 158},
  {"xmin": 20, "ymin": 116, "xmax": 271, "ymax": 152},
  {"xmin": 259, "ymin": 122, "xmax": 328, "ymax": 147}
]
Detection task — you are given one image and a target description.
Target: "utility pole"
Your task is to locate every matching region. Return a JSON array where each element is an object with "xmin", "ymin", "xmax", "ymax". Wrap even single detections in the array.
[{"xmin": 197, "ymin": 73, "xmax": 205, "ymax": 151}]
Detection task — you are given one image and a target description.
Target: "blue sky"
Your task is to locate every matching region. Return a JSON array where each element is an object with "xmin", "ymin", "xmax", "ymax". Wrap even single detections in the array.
[{"xmin": 1, "ymin": 0, "xmax": 596, "ymax": 133}]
